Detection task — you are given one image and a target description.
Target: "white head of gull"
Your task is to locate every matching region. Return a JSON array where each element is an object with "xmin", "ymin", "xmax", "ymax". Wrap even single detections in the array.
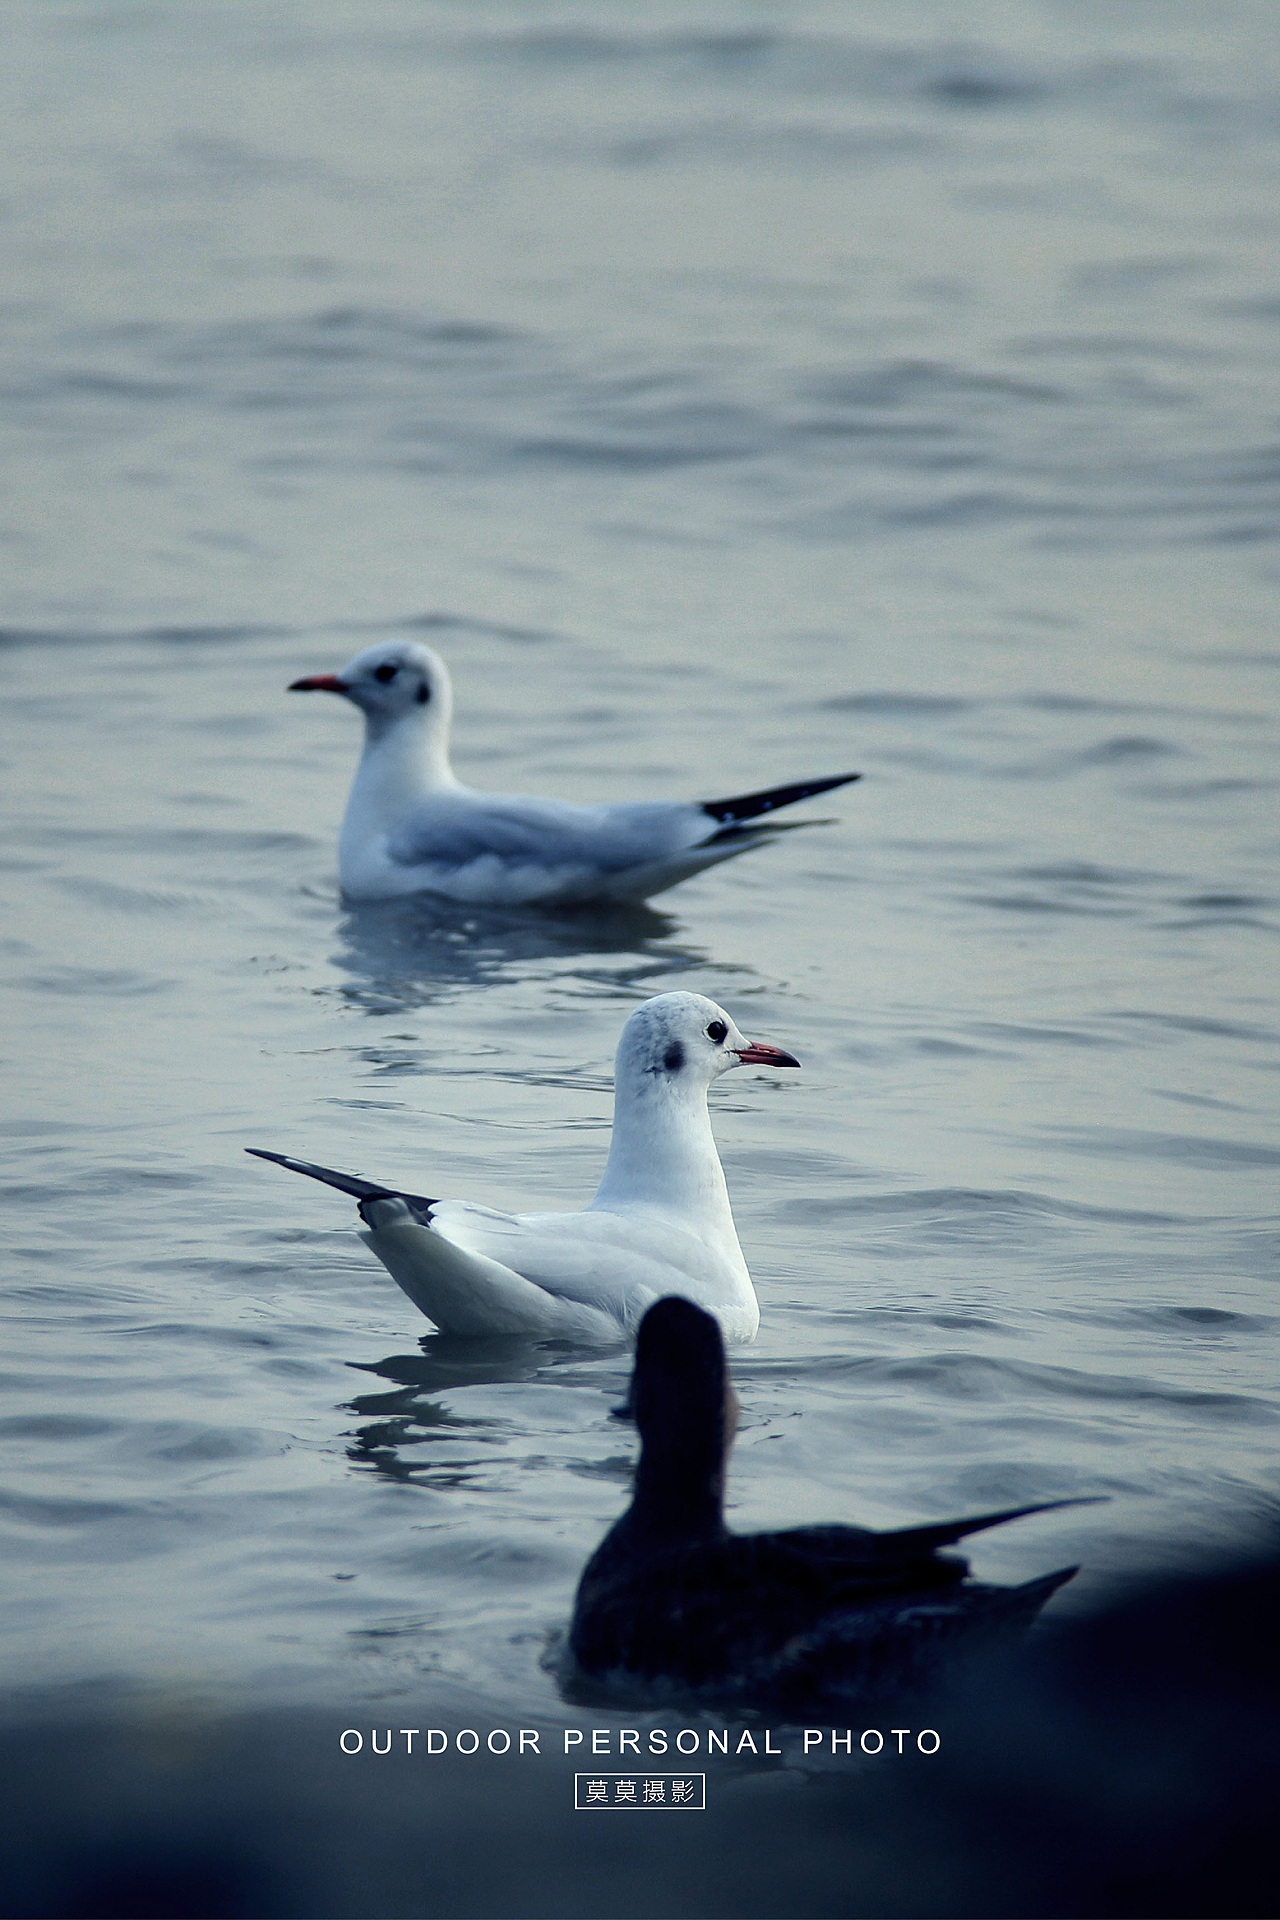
[
  {"xmin": 566, "ymin": 1297, "xmax": 1097, "ymax": 1710},
  {"xmin": 248, "ymin": 992, "xmax": 799, "ymax": 1342},
  {"xmin": 289, "ymin": 639, "xmax": 859, "ymax": 905}
]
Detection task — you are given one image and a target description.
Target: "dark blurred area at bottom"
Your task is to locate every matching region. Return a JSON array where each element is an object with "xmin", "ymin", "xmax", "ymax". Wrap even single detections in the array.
[{"xmin": 3, "ymin": 1550, "xmax": 1276, "ymax": 1920}]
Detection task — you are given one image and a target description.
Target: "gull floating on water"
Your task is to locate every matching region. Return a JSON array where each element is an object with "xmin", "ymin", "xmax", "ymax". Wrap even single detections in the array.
[
  {"xmin": 248, "ymin": 992, "xmax": 798, "ymax": 1341},
  {"xmin": 288, "ymin": 639, "xmax": 859, "ymax": 904},
  {"xmin": 566, "ymin": 1297, "xmax": 1091, "ymax": 1709}
]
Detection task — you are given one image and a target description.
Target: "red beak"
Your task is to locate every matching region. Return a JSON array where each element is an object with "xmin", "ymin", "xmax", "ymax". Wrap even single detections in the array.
[
  {"xmin": 733, "ymin": 1041, "xmax": 800, "ymax": 1069},
  {"xmin": 288, "ymin": 673, "xmax": 348, "ymax": 694}
]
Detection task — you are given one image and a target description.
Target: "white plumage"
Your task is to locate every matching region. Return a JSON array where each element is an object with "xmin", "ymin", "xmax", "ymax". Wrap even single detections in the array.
[
  {"xmin": 289, "ymin": 640, "xmax": 858, "ymax": 904},
  {"xmin": 249, "ymin": 992, "xmax": 800, "ymax": 1342}
]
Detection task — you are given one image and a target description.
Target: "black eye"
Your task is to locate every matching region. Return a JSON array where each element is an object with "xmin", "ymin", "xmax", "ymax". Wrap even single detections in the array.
[
  {"xmin": 706, "ymin": 1020, "xmax": 727, "ymax": 1044},
  {"xmin": 373, "ymin": 663, "xmax": 399, "ymax": 684}
]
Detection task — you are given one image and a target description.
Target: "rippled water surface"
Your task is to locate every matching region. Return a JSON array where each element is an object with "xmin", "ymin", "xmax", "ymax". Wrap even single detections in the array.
[{"xmin": 3, "ymin": 0, "xmax": 1279, "ymax": 1820}]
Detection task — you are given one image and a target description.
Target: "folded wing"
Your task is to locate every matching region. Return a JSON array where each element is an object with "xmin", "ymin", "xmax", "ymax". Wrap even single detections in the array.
[{"xmin": 380, "ymin": 777, "xmax": 862, "ymax": 903}]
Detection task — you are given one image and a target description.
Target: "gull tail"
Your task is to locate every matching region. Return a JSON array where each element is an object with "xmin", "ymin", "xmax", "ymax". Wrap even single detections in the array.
[
  {"xmin": 245, "ymin": 1148, "xmax": 436, "ymax": 1226},
  {"xmin": 700, "ymin": 772, "xmax": 860, "ymax": 828},
  {"xmin": 247, "ymin": 1151, "xmax": 615, "ymax": 1338},
  {"xmin": 878, "ymin": 1496, "xmax": 1107, "ymax": 1557}
]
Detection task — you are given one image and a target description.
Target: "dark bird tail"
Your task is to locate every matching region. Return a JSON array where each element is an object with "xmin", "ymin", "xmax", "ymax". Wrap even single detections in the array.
[{"xmin": 966, "ymin": 1563, "xmax": 1081, "ymax": 1629}]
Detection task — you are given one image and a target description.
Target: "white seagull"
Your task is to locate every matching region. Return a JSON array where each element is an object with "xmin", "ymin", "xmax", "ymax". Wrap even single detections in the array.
[
  {"xmin": 288, "ymin": 639, "xmax": 859, "ymax": 904},
  {"xmin": 248, "ymin": 992, "xmax": 798, "ymax": 1342}
]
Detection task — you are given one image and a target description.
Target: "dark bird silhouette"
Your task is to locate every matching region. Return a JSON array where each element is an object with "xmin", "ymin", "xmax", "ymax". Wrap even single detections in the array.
[{"xmin": 567, "ymin": 1297, "xmax": 1094, "ymax": 1709}]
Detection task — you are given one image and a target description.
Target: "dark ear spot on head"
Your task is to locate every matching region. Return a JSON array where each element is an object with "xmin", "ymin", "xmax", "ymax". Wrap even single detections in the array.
[
  {"xmin": 663, "ymin": 1041, "xmax": 685, "ymax": 1074},
  {"xmin": 416, "ymin": 682, "xmax": 431, "ymax": 705}
]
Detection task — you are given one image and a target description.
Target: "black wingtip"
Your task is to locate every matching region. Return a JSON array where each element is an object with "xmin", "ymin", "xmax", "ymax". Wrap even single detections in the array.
[
  {"xmin": 700, "ymin": 772, "xmax": 861, "ymax": 827},
  {"xmin": 246, "ymin": 1148, "xmax": 437, "ymax": 1223},
  {"xmin": 246, "ymin": 1148, "xmax": 391, "ymax": 1201}
]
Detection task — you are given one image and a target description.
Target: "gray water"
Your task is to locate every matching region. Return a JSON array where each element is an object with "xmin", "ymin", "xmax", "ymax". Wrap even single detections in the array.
[{"xmin": 2, "ymin": 0, "xmax": 1279, "ymax": 1849}]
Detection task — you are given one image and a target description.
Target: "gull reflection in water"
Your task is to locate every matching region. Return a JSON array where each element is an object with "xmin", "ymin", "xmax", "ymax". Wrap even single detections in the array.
[{"xmin": 331, "ymin": 892, "xmax": 721, "ymax": 1015}]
